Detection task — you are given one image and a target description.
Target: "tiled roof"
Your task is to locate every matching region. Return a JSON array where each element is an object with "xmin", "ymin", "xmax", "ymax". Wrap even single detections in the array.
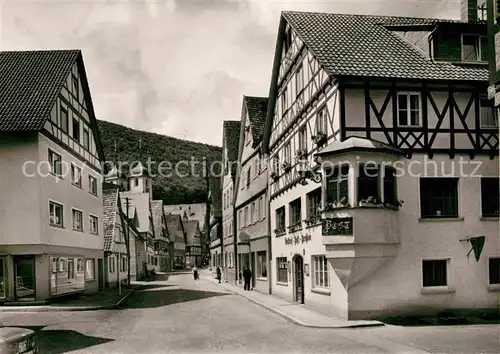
[
  {"xmin": 163, "ymin": 203, "xmax": 207, "ymax": 230},
  {"xmin": 120, "ymin": 192, "xmax": 150, "ymax": 234},
  {"xmin": 103, "ymin": 188, "xmax": 119, "ymax": 253},
  {"xmin": 244, "ymin": 96, "xmax": 268, "ymax": 145},
  {"xmin": 151, "ymin": 200, "xmax": 164, "ymax": 238},
  {"xmin": 165, "ymin": 214, "xmax": 185, "ymax": 244},
  {"xmin": 0, "ymin": 50, "xmax": 81, "ymax": 131},
  {"xmin": 223, "ymin": 120, "xmax": 241, "ymax": 164},
  {"xmin": 209, "ymin": 176, "xmax": 222, "ymax": 217},
  {"xmin": 184, "ymin": 220, "xmax": 201, "ymax": 246},
  {"xmin": 282, "ymin": 11, "xmax": 488, "ymax": 81},
  {"xmin": 315, "ymin": 136, "xmax": 404, "ymax": 156}
]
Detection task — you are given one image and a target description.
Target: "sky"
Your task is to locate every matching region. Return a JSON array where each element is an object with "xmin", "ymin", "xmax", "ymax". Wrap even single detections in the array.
[{"xmin": 0, "ymin": 0, "xmax": 462, "ymax": 147}]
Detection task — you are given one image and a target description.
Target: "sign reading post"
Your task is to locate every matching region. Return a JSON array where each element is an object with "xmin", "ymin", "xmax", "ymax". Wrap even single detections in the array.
[{"xmin": 322, "ymin": 217, "xmax": 353, "ymax": 236}]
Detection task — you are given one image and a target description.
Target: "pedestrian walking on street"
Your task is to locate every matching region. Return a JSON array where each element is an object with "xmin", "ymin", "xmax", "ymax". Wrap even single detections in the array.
[
  {"xmin": 243, "ymin": 266, "xmax": 252, "ymax": 291},
  {"xmin": 216, "ymin": 266, "xmax": 222, "ymax": 283},
  {"xmin": 193, "ymin": 265, "xmax": 198, "ymax": 280}
]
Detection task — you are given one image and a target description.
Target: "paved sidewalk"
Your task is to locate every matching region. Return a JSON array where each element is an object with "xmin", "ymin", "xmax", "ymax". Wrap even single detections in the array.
[
  {"xmin": 0, "ymin": 284, "xmax": 139, "ymax": 312},
  {"xmin": 203, "ymin": 274, "xmax": 383, "ymax": 329}
]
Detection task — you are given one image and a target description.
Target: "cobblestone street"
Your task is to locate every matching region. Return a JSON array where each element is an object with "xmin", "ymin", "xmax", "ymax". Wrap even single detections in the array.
[{"xmin": 0, "ymin": 274, "xmax": 498, "ymax": 354}]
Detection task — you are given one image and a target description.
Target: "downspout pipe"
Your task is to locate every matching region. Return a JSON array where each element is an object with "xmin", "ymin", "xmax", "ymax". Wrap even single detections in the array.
[
  {"xmin": 428, "ymin": 24, "xmax": 439, "ymax": 62},
  {"xmin": 232, "ymin": 174, "xmax": 238, "ymax": 286},
  {"xmin": 265, "ymin": 154, "xmax": 272, "ymax": 295}
]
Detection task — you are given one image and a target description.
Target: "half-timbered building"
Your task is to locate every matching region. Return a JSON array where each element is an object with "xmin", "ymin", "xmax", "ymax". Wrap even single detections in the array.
[
  {"xmin": 262, "ymin": 10, "xmax": 499, "ymax": 319},
  {"xmin": 221, "ymin": 121, "xmax": 240, "ymax": 283},
  {"xmin": 487, "ymin": 0, "xmax": 500, "ymax": 106},
  {"xmin": 0, "ymin": 50, "xmax": 105, "ymax": 302},
  {"xmin": 234, "ymin": 96, "xmax": 271, "ymax": 292},
  {"xmin": 103, "ymin": 185, "xmax": 128, "ymax": 288},
  {"xmin": 208, "ymin": 176, "xmax": 223, "ymax": 274}
]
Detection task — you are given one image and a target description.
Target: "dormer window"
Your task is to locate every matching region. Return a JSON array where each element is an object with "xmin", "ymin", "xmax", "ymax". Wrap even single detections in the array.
[{"xmin": 461, "ymin": 34, "xmax": 488, "ymax": 62}]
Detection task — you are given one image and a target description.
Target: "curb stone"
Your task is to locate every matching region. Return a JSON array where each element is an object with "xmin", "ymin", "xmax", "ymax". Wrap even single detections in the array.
[
  {"xmin": 206, "ymin": 277, "xmax": 384, "ymax": 329},
  {"xmin": 0, "ymin": 288, "xmax": 137, "ymax": 313}
]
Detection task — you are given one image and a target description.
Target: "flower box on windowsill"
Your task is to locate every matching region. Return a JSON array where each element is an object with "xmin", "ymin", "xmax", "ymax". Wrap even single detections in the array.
[
  {"xmin": 295, "ymin": 149, "xmax": 308, "ymax": 160},
  {"xmin": 312, "ymin": 132, "xmax": 327, "ymax": 147},
  {"xmin": 282, "ymin": 161, "xmax": 292, "ymax": 173},
  {"xmin": 305, "ymin": 215, "xmax": 322, "ymax": 227},
  {"xmin": 319, "ymin": 198, "xmax": 349, "ymax": 212},
  {"xmin": 288, "ymin": 223, "xmax": 302, "ymax": 233},
  {"xmin": 274, "ymin": 228, "xmax": 286, "ymax": 236}
]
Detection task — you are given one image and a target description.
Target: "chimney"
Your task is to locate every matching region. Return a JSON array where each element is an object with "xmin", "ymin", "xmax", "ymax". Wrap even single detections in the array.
[{"xmin": 461, "ymin": 0, "xmax": 478, "ymax": 22}]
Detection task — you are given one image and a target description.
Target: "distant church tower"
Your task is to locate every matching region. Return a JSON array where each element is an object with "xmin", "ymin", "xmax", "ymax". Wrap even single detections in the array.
[
  {"xmin": 105, "ymin": 164, "xmax": 129, "ymax": 191},
  {"xmin": 104, "ymin": 139, "xmax": 129, "ymax": 190},
  {"xmin": 129, "ymin": 161, "xmax": 152, "ymax": 200}
]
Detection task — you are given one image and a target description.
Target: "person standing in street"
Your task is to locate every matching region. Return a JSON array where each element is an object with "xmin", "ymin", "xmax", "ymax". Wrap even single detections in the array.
[
  {"xmin": 193, "ymin": 265, "xmax": 198, "ymax": 280},
  {"xmin": 216, "ymin": 266, "xmax": 221, "ymax": 283},
  {"xmin": 243, "ymin": 266, "xmax": 252, "ymax": 291}
]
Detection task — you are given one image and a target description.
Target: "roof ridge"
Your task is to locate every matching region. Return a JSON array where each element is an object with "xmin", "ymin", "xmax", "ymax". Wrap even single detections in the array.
[{"xmin": 281, "ymin": 10, "xmax": 460, "ymax": 23}]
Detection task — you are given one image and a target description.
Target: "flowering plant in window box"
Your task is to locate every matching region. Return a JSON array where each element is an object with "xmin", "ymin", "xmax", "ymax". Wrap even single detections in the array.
[
  {"xmin": 282, "ymin": 161, "xmax": 292, "ymax": 172},
  {"xmin": 319, "ymin": 197, "xmax": 350, "ymax": 212},
  {"xmin": 383, "ymin": 199, "xmax": 404, "ymax": 209},
  {"xmin": 295, "ymin": 149, "xmax": 308, "ymax": 159},
  {"xmin": 288, "ymin": 223, "xmax": 302, "ymax": 232},
  {"xmin": 358, "ymin": 196, "xmax": 383, "ymax": 207},
  {"xmin": 274, "ymin": 227, "xmax": 286, "ymax": 235},
  {"xmin": 270, "ymin": 171, "xmax": 279, "ymax": 181},
  {"xmin": 312, "ymin": 132, "xmax": 327, "ymax": 146},
  {"xmin": 305, "ymin": 213, "xmax": 322, "ymax": 226}
]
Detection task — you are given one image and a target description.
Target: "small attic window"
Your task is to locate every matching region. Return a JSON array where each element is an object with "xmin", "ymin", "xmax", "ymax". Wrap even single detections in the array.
[
  {"xmin": 72, "ymin": 74, "xmax": 79, "ymax": 100},
  {"xmin": 284, "ymin": 27, "xmax": 293, "ymax": 54},
  {"xmin": 246, "ymin": 126, "xmax": 251, "ymax": 145},
  {"xmin": 461, "ymin": 34, "xmax": 488, "ymax": 62}
]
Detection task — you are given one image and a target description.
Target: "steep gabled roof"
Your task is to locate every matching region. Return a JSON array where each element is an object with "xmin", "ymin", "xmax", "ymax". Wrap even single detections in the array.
[
  {"xmin": 0, "ymin": 49, "xmax": 105, "ymax": 162},
  {"xmin": 151, "ymin": 200, "xmax": 164, "ymax": 238},
  {"xmin": 163, "ymin": 203, "xmax": 207, "ymax": 230},
  {"xmin": 103, "ymin": 188, "xmax": 120, "ymax": 253},
  {"xmin": 165, "ymin": 214, "xmax": 185, "ymax": 244},
  {"xmin": 208, "ymin": 176, "xmax": 222, "ymax": 217},
  {"xmin": 244, "ymin": 96, "xmax": 268, "ymax": 146},
  {"xmin": 223, "ymin": 120, "xmax": 241, "ymax": 164},
  {"xmin": 184, "ymin": 220, "xmax": 201, "ymax": 246},
  {"xmin": 281, "ymin": 11, "xmax": 488, "ymax": 81},
  {"xmin": 120, "ymin": 192, "xmax": 151, "ymax": 234},
  {"xmin": 262, "ymin": 11, "xmax": 489, "ymax": 154}
]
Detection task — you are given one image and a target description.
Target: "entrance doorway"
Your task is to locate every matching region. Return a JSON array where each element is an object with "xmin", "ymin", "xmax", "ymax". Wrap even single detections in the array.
[
  {"xmin": 293, "ymin": 255, "xmax": 304, "ymax": 304},
  {"xmin": 14, "ymin": 256, "xmax": 36, "ymax": 301}
]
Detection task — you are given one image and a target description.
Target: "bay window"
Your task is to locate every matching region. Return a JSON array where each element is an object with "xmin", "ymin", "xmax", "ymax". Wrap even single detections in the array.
[
  {"xmin": 326, "ymin": 165, "xmax": 349, "ymax": 206},
  {"xmin": 358, "ymin": 164, "xmax": 380, "ymax": 203}
]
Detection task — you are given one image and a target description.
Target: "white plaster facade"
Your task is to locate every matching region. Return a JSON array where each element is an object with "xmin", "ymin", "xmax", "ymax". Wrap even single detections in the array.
[{"xmin": 0, "ymin": 60, "xmax": 104, "ymax": 302}]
